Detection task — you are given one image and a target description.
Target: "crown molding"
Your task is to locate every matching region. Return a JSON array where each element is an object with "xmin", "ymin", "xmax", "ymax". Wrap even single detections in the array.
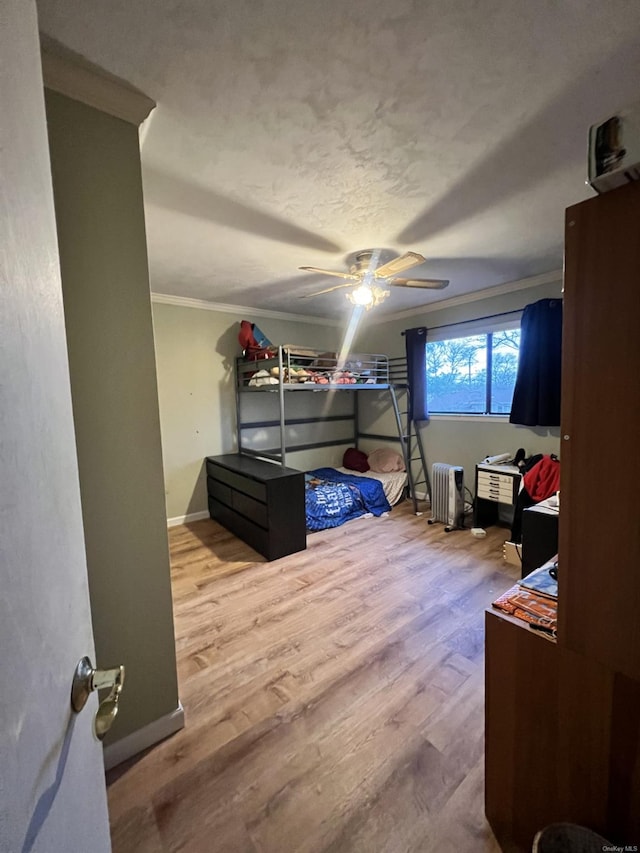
[
  {"xmin": 151, "ymin": 268, "xmax": 562, "ymax": 329},
  {"xmin": 40, "ymin": 34, "xmax": 155, "ymax": 126},
  {"xmin": 367, "ymin": 268, "xmax": 564, "ymax": 326},
  {"xmin": 151, "ymin": 292, "xmax": 340, "ymax": 327}
]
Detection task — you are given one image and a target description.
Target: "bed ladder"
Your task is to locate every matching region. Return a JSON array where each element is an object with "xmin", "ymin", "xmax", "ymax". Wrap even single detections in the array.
[{"xmin": 388, "ymin": 385, "xmax": 431, "ymax": 515}]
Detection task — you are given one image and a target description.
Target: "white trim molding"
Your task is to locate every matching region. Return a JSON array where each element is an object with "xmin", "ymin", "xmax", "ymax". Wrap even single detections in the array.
[
  {"xmin": 427, "ymin": 413, "xmax": 511, "ymax": 423},
  {"xmin": 103, "ymin": 702, "xmax": 185, "ymax": 771},
  {"xmin": 151, "ymin": 292, "xmax": 340, "ymax": 327},
  {"xmin": 167, "ymin": 509, "xmax": 210, "ymax": 527},
  {"xmin": 152, "ymin": 268, "xmax": 562, "ymax": 328},
  {"xmin": 367, "ymin": 268, "xmax": 564, "ymax": 325},
  {"xmin": 40, "ymin": 34, "xmax": 155, "ymax": 126}
]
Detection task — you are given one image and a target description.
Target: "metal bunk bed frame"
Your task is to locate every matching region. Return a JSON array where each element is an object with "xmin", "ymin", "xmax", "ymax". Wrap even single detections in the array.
[{"xmin": 235, "ymin": 346, "xmax": 431, "ymax": 514}]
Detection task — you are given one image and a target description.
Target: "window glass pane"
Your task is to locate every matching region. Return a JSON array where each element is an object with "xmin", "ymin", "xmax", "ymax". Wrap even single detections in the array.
[
  {"xmin": 426, "ymin": 335, "xmax": 487, "ymax": 413},
  {"xmin": 490, "ymin": 329, "xmax": 521, "ymax": 413}
]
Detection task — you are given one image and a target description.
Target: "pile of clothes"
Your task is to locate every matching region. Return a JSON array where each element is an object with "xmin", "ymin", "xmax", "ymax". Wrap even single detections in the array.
[{"xmin": 510, "ymin": 452, "xmax": 561, "ymax": 543}]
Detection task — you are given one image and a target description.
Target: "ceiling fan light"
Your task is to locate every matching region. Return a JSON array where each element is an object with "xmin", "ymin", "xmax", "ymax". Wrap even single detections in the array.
[
  {"xmin": 372, "ymin": 285, "xmax": 390, "ymax": 306},
  {"xmin": 345, "ymin": 284, "xmax": 390, "ymax": 310},
  {"xmin": 348, "ymin": 285, "xmax": 374, "ymax": 306}
]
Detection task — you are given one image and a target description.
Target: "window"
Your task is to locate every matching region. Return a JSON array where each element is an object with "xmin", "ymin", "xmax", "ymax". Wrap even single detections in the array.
[{"xmin": 426, "ymin": 328, "xmax": 521, "ymax": 415}]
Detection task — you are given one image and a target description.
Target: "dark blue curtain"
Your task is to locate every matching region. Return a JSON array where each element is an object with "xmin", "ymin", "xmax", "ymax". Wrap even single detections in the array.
[
  {"xmin": 405, "ymin": 326, "xmax": 429, "ymax": 422},
  {"xmin": 510, "ymin": 298, "xmax": 563, "ymax": 426}
]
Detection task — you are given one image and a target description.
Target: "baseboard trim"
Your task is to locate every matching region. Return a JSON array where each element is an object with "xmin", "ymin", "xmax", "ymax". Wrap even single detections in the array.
[
  {"xmin": 103, "ymin": 702, "xmax": 185, "ymax": 771},
  {"xmin": 167, "ymin": 510, "xmax": 210, "ymax": 527}
]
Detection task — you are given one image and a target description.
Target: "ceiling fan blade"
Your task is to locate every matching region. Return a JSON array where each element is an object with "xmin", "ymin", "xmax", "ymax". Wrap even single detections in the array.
[
  {"xmin": 299, "ymin": 266, "xmax": 359, "ymax": 281},
  {"xmin": 391, "ymin": 278, "xmax": 450, "ymax": 289},
  {"xmin": 299, "ymin": 282, "xmax": 356, "ymax": 298},
  {"xmin": 374, "ymin": 251, "xmax": 426, "ymax": 278}
]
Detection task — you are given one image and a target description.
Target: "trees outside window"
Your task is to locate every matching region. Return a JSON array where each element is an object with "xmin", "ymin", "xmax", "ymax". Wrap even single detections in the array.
[{"xmin": 426, "ymin": 329, "xmax": 521, "ymax": 414}]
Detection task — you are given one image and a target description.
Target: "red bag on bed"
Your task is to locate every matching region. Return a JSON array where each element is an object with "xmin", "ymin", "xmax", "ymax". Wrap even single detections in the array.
[
  {"xmin": 343, "ymin": 447, "xmax": 369, "ymax": 472},
  {"xmin": 238, "ymin": 320, "xmax": 276, "ymax": 360}
]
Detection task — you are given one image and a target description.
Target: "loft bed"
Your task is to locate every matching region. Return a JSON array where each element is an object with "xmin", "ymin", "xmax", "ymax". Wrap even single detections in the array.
[{"xmin": 235, "ymin": 345, "xmax": 431, "ymax": 528}]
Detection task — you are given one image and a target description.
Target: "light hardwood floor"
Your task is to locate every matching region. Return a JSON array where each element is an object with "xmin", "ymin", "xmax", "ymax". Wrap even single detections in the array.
[{"xmin": 107, "ymin": 502, "xmax": 518, "ymax": 852}]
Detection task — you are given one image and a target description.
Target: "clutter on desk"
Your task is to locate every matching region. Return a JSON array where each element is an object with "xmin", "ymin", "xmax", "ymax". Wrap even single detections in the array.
[
  {"xmin": 492, "ymin": 556, "xmax": 558, "ymax": 636},
  {"xmin": 492, "ymin": 584, "xmax": 557, "ymax": 635}
]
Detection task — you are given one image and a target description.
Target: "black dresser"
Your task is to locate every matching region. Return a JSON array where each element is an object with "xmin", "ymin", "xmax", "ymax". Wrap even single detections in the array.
[{"xmin": 205, "ymin": 454, "xmax": 306, "ymax": 561}]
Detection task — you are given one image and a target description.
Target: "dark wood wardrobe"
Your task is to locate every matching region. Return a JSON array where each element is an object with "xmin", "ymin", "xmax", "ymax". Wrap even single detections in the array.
[{"xmin": 485, "ymin": 181, "xmax": 640, "ymax": 850}]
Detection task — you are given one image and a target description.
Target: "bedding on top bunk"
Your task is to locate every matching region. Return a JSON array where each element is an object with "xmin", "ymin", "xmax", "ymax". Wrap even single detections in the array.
[
  {"xmin": 247, "ymin": 366, "xmax": 379, "ymax": 386},
  {"xmin": 305, "ymin": 468, "xmax": 391, "ymax": 531}
]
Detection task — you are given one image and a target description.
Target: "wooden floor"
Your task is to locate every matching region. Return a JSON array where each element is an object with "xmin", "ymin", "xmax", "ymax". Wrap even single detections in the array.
[{"xmin": 107, "ymin": 502, "xmax": 518, "ymax": 853}]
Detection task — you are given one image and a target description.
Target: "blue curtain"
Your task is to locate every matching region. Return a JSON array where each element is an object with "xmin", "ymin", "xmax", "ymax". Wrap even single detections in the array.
[
  {"xmin": 509, "ymin": 298, "xmax": 563, "ymax": 426},
  {"xmin": 405, "ymin": 326, "xmax": 429, "ymax": 422}
]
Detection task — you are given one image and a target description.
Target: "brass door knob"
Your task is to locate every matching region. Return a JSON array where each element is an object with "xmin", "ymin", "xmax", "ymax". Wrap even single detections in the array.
[{"xmin": 71, "ymin": 656, "xmax": 125, "ymax": 740}]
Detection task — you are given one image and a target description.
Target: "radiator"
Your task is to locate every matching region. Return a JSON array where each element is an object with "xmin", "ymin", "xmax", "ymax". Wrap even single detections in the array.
[{"xmin": 429, "ymin": 463, "xmax": 464, "ymax": 531}]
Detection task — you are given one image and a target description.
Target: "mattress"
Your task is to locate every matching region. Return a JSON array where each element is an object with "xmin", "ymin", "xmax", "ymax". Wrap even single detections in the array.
[
  {"xmin": 305, "ymin": 469, "xmax": 390, "ymax": 531},
  {"xmin": 336, "ymin": 467, "xmax": 407, "ymax": 506}
]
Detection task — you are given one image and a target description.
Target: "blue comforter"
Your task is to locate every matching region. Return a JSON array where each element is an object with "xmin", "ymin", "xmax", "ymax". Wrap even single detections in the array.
[{"xmin": 305, "ymin": 468, "xmax": 391, "ymax": 531}]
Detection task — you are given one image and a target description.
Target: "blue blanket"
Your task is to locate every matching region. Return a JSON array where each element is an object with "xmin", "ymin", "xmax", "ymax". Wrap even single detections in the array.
[{"xmin": 305, "ymin": 468, "xmax": 391, "ymax": 531}]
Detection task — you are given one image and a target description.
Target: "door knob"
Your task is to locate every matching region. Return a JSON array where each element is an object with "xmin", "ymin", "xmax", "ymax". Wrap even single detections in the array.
[{"xmin": 71, "ymin": 656, "xmax": 125, "ymax": 740}]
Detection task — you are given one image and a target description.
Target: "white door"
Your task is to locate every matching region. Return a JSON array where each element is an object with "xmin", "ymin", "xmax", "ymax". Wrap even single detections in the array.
[{"xmin": 0, "ymin": 2, "xmax": 112, "ymax": 851}]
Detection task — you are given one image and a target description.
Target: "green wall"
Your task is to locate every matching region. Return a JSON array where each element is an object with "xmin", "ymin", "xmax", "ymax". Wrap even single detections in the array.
[
  {"xmin": 152, "ymin": 302, "xmax": 342, "ymax": 520},
  {"xmin": 45, "ymin": 91, "xmax": 179, "ymax": 744}
]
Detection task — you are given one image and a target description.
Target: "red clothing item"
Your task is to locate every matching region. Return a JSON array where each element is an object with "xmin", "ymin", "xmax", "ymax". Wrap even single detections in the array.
[{"xmin": 523, "ymin": 455, "xmax": 560, "ymax": 502}]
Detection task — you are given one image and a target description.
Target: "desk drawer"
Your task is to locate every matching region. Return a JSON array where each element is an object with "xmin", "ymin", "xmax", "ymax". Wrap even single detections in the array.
[
  {"xmin": 478, "ymin": 471, "xmax": 515, "ymax": 489},
  {"xmin": 477, "ymin": 483, "xmax": 515, "ymax": 503},
  {"xmin": 478, "ymin": 473, "xmax": 516, "ymax": 503}
]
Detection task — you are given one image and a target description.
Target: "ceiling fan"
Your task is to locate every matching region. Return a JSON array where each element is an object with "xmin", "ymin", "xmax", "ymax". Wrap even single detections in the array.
[{"xmin": 299, "ymin": 250, "xmax": 449, "ymax": 309}]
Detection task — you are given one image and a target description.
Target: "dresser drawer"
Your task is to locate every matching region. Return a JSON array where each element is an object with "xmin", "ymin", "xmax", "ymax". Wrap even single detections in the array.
[
  {"xmin": 208, "ymin": 497, "xmax": 269, "ymax": 556},
  {"xmin": 206, "ymin": 460, "xmax": 267, "ymax": 503},
  {"xmin": 231, "ymin": 489, "xmax": 268, "ymax": 529},
  {"xmin": 207, "ymin": 476, "xmax": 232, "ymax": 507},
  {"xmin": 206, "ymin": 475, "xmax": 268, "ymax": 528}
]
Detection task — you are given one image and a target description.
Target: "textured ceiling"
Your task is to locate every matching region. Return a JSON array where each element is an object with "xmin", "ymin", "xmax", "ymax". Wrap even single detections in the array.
[{"xmin": 37, "ymin": 0, "xmax": 640, "ymax": 318}]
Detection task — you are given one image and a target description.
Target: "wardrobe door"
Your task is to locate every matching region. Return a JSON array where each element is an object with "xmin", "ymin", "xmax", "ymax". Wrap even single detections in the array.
[{"xmin": 559, "ymin": 181, "xmax": 640, "ymax": 681}]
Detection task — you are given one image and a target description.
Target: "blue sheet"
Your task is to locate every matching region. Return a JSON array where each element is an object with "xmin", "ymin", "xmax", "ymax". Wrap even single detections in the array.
[{"xmin": 305, "ymin": 468, "xmax": 391, "ymax": 531}]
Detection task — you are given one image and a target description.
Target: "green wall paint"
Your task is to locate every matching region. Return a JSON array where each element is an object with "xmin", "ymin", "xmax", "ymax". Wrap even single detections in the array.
[
  {"xmin": 152, "ymin": 303, "xmax": 342, "ymax": 520},
  {"xmin": 45, "ymin": 91, "xmax": 179, "ymax": 744}
]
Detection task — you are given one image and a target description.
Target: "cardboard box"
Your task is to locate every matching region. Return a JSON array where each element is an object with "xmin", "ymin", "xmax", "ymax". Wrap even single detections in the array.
[{"xmin": 503, "ymin": 540, "xmax": 522, "ymax": 568}]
